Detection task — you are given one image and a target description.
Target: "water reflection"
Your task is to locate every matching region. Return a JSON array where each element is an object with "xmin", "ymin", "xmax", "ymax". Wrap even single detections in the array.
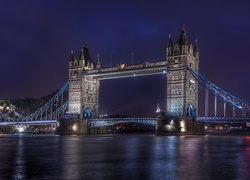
[
  {"xmin": 13, "ymin": 135, "xmax": 26, "ymax": 179},
  {"xmin": 244, "ymin": 136, "xmax": 250, "ymax": 179},
  {"xmin": 60, "ymin": 136, "xmax": 80, "ymax": 179},
  {"xmin": 0, "ymin": 134, "xmax": 250, "ymax": 179}
]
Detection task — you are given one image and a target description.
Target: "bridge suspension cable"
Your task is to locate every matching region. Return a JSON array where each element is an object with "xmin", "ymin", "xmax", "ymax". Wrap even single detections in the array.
[
  {"xmin": 43, "ymin": 101, "xmax": 69, "ymax": 120},
  {"xmin": 188, "ymin": 67, "xmax": 250, "ymax": 113},
  {"xmin": 21, "ymin": 81, "xmax": 69, "ymax": 121}
]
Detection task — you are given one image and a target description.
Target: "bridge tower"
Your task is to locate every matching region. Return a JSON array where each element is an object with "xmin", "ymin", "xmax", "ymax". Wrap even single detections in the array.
[
  {"xmin": 68, "ymin": 44, "xmax": 100, "ymax": 118},
  {"xmin": 156, "ymin": 26, "xmax": 204, "ymax": 135},
  {"xmin": 166, "ymin": 26, "xmax": 199, "ymax": 117}
]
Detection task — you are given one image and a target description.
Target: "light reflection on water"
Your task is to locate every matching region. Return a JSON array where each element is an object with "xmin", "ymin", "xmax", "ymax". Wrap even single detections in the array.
[
  {"xmin": 14, "ymin": 136, "xmax": 25, "ymax": 180},
  {"xmin": 0, "ymin": 133, "xmax": 250, "ymax": 179}
]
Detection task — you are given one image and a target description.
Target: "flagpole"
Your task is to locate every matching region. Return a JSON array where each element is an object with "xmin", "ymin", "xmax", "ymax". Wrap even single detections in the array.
[
  {"xmin": 131, "ymin": 52, "xmax": 134, "ymax": 65},
  {"xmin": 110, "ymin": 55, "xmax": 112, "ymax": 68}
]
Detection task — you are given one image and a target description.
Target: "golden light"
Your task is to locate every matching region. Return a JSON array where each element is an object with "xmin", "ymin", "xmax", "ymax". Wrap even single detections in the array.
[
  {"xmin": 72, "ymin": 124, "xmax": 78, "ymax": 131},
  {"xmin": 180, "ymin": 120, "xmax": 186, "ymax": 132}
]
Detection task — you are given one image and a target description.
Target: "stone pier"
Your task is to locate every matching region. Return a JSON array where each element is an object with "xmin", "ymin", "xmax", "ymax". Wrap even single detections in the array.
[
  {"xmin": 56, "ymin": 119, "xmax": 107, "ymax": 135},
  {"xmin": 156, "ymin": 113, "xmax": 205, "ymax": 135}
]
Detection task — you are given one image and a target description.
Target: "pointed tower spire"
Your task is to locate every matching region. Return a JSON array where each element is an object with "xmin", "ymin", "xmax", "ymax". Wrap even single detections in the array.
[
  {"xmin": 82, "ymin": 43, "xmax": 93, "ymax": 68},
  {"xmin": 194, "ymin": 38, "xmax": 199, "ymax": 61},
  {"xmin": 182, "ymin": 24, "xmax": 186, "ymax": 32},
  {"xmin": 194, "ymin": 38, "xmax": 199, "ymax": 52},
  {"xmin": 96, "ymin": 53, "xmax": 101, "ymax": 69},
  {"xmin": 175, "ymin": 25, "xmax": 189, "ymax": 54},
  {"xmin": 69, "ymin": 50, "xmax": 74, "ymax": 71},
  {"xmin": 78, "ymin": 46, "xmax": 86, "ymax": 68},
  {"xmin": 70, "ymin": 50, "xmax": 74, "ymax": 61},
  {"xmin": 156, "ymin": 103, "xmax": 161, "ymax": 113},
  {"xmin": 177, "ymin": 24, "xmax": 188, "ymax": 46},
  {"xmin": 167, "ymin": 33, "xmax": 173, "ymax": 58},
  {"xmin": 168, "ymin": 33, "xmax": 173, "ymax": 48},
  {"xmin": 79, "ymin": 47, "xmax": 85, "ymax": 60}
]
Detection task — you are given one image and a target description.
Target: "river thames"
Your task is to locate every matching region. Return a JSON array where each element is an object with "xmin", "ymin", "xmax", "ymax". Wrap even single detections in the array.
[{"xmin": 1, "ymin": 133, "xmax": 250, "ymax": 180}]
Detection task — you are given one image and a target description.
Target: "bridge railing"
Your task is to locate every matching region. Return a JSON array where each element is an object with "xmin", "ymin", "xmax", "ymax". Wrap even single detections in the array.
[{"xmin": 197, "ymin": 116, "xmax": 250, "ymax": 122}]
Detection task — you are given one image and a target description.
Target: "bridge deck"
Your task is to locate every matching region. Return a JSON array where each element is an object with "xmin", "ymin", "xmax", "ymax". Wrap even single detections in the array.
[
  {"xmin": 197, "ymin": 117, "xmax": 250, "ymax": 123},
  {"xmin": 0, "ymin": 120, "xmax": 58, "ymax": 126},
  {"xmin": 2, "ymin": 117, "xmax": 249, "ymax": 127}
]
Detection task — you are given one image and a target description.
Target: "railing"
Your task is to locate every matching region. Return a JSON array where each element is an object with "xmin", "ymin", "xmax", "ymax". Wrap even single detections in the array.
[{"xmin": 197, "ymin": 117, "xmax": 250, "ymax": 122}]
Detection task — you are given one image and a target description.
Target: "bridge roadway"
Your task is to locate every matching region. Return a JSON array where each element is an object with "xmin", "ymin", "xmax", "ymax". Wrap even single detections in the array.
[
  {"xmin": 196, "ymin": 117, "xmax": 250, "ymax": 123},
  {"xmin": 1, "ymin": 117, "xmax": 250, "ymax": 127},
  {"xmin": 88, "ymin": 117, "xmax": 250, "ymax": 128},
  {"xmin": 0, "ymin": 120, "xmax": 58, "ymax": 126}
]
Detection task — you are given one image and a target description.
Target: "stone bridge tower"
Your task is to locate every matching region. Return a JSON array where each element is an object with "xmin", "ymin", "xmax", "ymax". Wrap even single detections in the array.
[
  {"xmin": 166, "ymin": 26, "xmax": 199, "ymax": 117},
  {"xmin": 156, "ymin": 26, "xmax": 204, "ymax": 135},
  {"xmin": 68, "ymin": 45, "xmax": 100, "ymax": 118}
]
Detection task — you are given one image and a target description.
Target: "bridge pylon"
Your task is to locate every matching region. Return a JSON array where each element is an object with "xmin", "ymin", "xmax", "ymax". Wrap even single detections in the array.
[
  {"xmin": 156, "ymin": 26, "xmax": 204, "ymax": 135},
  {"xmin": 68, "ymin": 46, "xmax": 100, "ymax": 119}
]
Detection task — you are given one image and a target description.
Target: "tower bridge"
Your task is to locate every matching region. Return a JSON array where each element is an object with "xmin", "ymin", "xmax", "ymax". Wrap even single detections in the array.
[
  {"xmin": 68, "ymin": 26, "xmax": 199, "ymax": 122},
  {"xmin": 1, "ymin": 26, "xmax": 250, "ymax": 135},
  {"xmin": 62, "ymin": 26, "xmax": 203, "ymax": 135}
]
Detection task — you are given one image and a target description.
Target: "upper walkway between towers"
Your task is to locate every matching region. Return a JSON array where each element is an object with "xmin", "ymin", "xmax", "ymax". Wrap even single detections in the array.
[{"xmin": 83, "ymin": 61, "xmax": 167, "ymax": 80}]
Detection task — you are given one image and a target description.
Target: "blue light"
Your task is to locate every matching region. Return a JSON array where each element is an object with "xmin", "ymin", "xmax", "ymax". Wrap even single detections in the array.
[{"xmin": 163, "ymin": 70, "xmax": 166, "ymax": 74}]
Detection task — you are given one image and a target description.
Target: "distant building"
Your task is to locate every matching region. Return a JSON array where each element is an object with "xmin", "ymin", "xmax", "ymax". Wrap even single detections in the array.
[{"xmin": 0, "ymin": 100, "xmax": 15, "ymax": 116}]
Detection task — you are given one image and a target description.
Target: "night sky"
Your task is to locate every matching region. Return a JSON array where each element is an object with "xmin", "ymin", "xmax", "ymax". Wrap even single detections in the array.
[{"xmin": 1, "ymin": 1, "xmax": 250, "ymax": 117}]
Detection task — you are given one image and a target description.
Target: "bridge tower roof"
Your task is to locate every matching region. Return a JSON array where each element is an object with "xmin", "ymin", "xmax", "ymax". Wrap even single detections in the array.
[
  {"xmin": 79, "ymin": 44, "xmax": 95, "ymax": 67},
  {"xmin": 176, "ymin": 25, "xmax": 189, "ymax": 46}
]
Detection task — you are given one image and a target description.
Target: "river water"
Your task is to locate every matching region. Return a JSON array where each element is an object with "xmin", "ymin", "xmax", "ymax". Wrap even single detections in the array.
[{"xmin": 1, "ymin": 133, "xmax": 250, "ymax": 180}]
